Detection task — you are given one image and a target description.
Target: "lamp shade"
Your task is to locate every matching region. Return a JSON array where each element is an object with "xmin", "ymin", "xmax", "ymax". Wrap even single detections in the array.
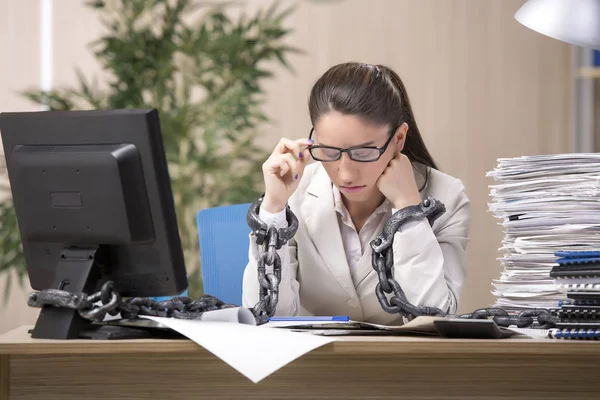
[{"xmin": 515, "ymin": 0, "xmax": 600, "ymax": 49}]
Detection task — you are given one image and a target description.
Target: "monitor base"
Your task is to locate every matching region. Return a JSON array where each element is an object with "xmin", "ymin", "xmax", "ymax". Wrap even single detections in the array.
[{"xmin": 30, "ymin": 246, "xmax": 106, "ymax": 340}]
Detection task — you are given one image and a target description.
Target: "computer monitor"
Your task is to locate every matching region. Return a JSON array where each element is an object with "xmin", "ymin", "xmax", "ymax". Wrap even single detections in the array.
[{"xmin": 0, "ymin": 109, "xmax": 188, "ymax": 339}]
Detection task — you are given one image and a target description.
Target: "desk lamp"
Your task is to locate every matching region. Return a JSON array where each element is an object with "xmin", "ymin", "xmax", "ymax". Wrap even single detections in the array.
[{"xmin": 515, "ymin": 0, "xmax": 600, "ymax": 49}]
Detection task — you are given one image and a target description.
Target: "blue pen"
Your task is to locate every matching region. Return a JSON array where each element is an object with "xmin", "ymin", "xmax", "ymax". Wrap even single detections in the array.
[{"xmin": 268, "ymin": 315, "xmax": 350, "ymax": 322}]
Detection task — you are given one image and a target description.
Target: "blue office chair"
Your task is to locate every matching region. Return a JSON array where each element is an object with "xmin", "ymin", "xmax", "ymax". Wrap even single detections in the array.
[{"xmin": 196, "ymin": 203, "xmax": 252, "ymax": 306}]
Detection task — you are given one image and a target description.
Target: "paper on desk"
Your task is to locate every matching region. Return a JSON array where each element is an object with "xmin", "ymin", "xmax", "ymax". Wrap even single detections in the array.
[
  {"xmin": 366, "ymin": 316, "xmax": 446, "ymax": 332},
  {"xmin": 264, "ymin": 315, "xmax": 446, "ymax": 334},
  {"xmin": 196, "ymin": 306, "xmax": 257, "ymax": 325},
  {"xmin": 508, "ymin": 327, "xmax": 550, "ymax": 338},
  {"xmin": 141, "ymin": 315, "xmax": 334, "ymax": 384}
]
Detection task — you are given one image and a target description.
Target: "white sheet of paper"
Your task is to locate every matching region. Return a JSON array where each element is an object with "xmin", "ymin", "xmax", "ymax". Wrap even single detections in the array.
[
  {"xmin": 141, "ymin": 315, "xmax": 335, "ymax": 383},
  {"xmin": 263, "ymin": 319, "xmax": 352, "ymax": 328},
  {"xmin": 195, "ymin": 307, "xmax": 257, "ymax": 325},
  {"xmin": 509, "ymin": 328, "xmax": 550, "ymax": 338},
  {"xmin": 263, "ymin": 315, "xmax": 446, "ymax": 333}
]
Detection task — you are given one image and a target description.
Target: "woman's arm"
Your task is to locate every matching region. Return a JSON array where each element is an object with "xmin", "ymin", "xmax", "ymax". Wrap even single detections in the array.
[
  {"xmin": 389, "ymin": 180, "xmax": 471, "ymax": 314},
  {"xmin": 241, "ymin": 207, "xmax": 301, "ymax": 316}
]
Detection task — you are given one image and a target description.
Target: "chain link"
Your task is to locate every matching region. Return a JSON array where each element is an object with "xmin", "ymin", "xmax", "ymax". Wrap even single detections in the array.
[
  {"xmin": 28, "ymin": 281, "xmax": 238, "ymax": 322},
  {"xmin": 370, "ymin": 195, "xmax": 557, "ymax": 329},
  {"xmin": 246, "ymin": 196, "xmax": 299, "ymax": 324}
]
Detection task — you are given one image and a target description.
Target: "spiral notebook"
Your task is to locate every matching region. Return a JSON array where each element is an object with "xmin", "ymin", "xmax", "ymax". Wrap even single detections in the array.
[
  {"xmin": 559, "ymin": 299, "xmax": 600, "ymax": 306},
  {"xmin": 558, "ymin": 283, "xmax": 600, "ymax": 291},
  {"xmin": 548, "ymin": 328, "xmax": 600, "ymax": 339},
  {"xmin": 557, "ymin": 304, "xmax": 600, "ymax": 315},
  {"xmin": 550, "ymin": 264, "xmax": 600, "ymax": 278},
  {"xmin": 557, "ymin": 258, "xmax": 600, "ymax": 266},
  {"xmin": 555, "ymin": 251, "xmax": 600, "ymax": 259}
]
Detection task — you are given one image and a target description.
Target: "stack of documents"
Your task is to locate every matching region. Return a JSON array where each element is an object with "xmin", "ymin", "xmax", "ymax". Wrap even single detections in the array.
[{"xmin": 487, "ymin": 153, "xmax": 600, "ymax": 313}]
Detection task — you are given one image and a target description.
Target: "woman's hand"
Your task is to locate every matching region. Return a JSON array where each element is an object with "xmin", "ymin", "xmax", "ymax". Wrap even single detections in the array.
[
  {"xmin": 261, "ymin": 137, "xmax": 313, "ymax": 213},
  {"xmin": 376, "ymin": 149, "xmax": 422, "ymax": 210}
]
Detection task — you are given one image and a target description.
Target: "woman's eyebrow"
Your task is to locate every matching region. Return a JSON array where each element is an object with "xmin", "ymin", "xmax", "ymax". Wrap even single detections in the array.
[
  {"xmin": 355, "ymin": 139, "xmax": 376, "ymax": 146},
  {"xmin": 318, "ymin": 139, "xmax": 377, "ymax": 147}
]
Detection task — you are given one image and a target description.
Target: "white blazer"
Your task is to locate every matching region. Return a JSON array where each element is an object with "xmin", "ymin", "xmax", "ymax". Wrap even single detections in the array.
[{"xmin": 242, "ymin": 162, "xmax": 471, "ymax": 325}]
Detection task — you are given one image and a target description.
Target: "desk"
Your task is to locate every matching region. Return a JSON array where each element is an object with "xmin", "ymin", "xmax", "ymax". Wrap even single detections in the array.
[{"xmin": 1, "ymin": 325, "xmax": 599, "ymax": 400}]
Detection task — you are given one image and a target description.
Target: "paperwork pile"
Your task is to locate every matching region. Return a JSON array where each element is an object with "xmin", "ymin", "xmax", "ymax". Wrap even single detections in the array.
[{"xmin": 487, "ymin": 153, "xmax": 600, "ymax": 312}]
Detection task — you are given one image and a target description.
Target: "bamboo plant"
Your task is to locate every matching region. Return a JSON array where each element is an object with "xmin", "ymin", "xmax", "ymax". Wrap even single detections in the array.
[{"xmin": 0, "ymin": 0, "xmax": 302, "ymax": 300}]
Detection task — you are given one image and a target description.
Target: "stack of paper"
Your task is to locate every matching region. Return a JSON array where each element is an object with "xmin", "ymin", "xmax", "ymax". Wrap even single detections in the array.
[{"xmin": 487, "ymin": 153, "xmax": 600, "ymax": 313}]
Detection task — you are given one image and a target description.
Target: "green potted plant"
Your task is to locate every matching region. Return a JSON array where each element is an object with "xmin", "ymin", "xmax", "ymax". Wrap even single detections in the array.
[{"xmin": 0, "ymin": 0, "xmax": 302, "ymax": 300}]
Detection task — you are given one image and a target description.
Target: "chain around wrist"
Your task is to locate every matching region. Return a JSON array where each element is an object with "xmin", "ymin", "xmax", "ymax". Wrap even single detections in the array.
[{"xmin": 246, "ymin": 195, "xmax": 300, "ymax": 322}]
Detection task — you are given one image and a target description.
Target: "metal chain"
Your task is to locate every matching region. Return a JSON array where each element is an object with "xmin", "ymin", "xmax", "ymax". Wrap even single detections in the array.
[
  {"xmin": 370, "ymin": 195, "xmax": 557, "ymax": 329},
  {"xmin": 454, "ymin": 307, "xmax": 556, "ymax": 329},
  {"xmin": 246, "ymin": 196, "xmax": 299, "ymax": 324},
  {"xmin": 27, "ymin": 196, "xmax": 299, "ymax": 327},
  {"xmin": 28, "ymin": 281, "xmax": 238, "ymax": 322},
  {"xmin": 28, "ymin": 195, "xmax": 555, "ymax": 330}
]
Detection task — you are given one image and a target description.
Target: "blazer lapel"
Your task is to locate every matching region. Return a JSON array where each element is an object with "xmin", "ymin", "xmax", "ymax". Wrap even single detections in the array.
[
  {"xmin": 351, "ymin": 208, "xmax": 391, "ymax": 286},
  {"xmin": 301, "ymin": 165, "xmax": 358, "ymax": 300}
]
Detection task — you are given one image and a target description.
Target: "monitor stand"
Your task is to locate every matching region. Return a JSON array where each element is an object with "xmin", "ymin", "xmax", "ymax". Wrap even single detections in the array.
[
  {"xmin": 30, "ymin": 246, "xmax": 106, "ymax": 339},
  {"xmin": 29, "ymin": 245, "xmax": 186, "ymax": 340}
]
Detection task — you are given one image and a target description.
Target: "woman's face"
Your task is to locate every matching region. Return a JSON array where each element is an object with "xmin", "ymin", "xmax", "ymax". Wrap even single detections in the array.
[{"xmin": 312, "ymin": 111, "xmax": 407, "ymax": 203}]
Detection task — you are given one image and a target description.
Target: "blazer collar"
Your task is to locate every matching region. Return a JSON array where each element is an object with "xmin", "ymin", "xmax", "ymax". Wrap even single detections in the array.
[
  {"xmin": 302, "ymin": 165, "xmax": 359, "ymax": 301},
  {"xmin": 305, "ymin": 163, "xmax": 331, "ymax": 199}
]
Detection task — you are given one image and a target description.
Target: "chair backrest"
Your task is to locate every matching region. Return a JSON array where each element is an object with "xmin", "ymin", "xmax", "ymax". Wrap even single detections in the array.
[{"xmin": 196, "ymin": 203, "xmax": 252, "ymax": 306}]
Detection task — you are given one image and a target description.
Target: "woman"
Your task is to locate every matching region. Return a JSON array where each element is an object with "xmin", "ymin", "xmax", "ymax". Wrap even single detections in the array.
[{"xmin": 242, "ymin": 62, "xmax": 471, "ymax": 325}]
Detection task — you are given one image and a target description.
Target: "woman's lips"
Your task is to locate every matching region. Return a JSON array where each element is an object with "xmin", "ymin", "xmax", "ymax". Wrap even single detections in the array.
[{"xmin": 341, "ymin": 185, "xmax": 366, "ymax": 193}]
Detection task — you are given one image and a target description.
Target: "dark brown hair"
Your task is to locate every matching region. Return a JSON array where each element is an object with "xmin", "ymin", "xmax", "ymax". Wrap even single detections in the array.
[{"xmin": 308, "ymin": 62, "xmax": 438, "ymax": 173}]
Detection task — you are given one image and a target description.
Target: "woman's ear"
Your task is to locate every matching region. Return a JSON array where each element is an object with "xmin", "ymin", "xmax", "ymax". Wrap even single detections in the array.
[{"xmin": 395, "ymin": 122, "xmax": 409, "ymax": 152}]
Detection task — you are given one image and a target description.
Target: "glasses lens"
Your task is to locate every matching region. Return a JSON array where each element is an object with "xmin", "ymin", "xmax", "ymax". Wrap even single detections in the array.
[
  {"xmin": 349, "ymin": 148, "xmax": 380, "ymax": 161},
  {"xmin": 310, "ymin": 147, "xmax": 340, "ymax": 161}
]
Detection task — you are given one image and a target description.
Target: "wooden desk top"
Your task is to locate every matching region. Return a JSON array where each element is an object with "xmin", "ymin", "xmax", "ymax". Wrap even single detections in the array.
[
  {"xmin": 2, "ymin": 325, "xmax": 599, "ymax": 357},
  {"xmin": 4, "ymin": 326, "xmax": 600, "ymax": 400}
]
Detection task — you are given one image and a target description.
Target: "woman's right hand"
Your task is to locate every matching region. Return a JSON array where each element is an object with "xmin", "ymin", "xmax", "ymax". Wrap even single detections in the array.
[{"xmin": 261, "ymin": 137, "xmax": 313, "ymax": 213}]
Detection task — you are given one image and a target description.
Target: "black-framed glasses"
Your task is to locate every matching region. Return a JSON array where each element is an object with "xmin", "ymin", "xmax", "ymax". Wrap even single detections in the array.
[{"xmin": 308, "ymin": 126, "xmax": 397, "ymax": 162}]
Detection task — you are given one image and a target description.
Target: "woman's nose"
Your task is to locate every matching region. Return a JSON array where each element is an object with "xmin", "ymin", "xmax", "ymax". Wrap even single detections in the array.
[{"xmin": 337, "ymin": 152, "xmax": 359, "ymax": 181}]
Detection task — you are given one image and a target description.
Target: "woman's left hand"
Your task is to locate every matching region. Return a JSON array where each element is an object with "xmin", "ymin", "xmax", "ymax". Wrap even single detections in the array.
[{"xmin": 376, "ymin": 150, "xmax": 422, "ymax": 209}]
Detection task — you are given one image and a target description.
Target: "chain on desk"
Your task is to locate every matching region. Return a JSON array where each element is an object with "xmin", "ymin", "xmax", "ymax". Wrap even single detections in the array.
[
  {"xmin": 27, "ymin": 195, "xmax": 556, "ymax": 329},
  {"xmin": 28, "ymin": 281, "xmax": 238, "ymax": 322}
]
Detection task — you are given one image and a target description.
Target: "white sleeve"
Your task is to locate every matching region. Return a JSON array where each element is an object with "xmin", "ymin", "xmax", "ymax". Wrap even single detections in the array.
[
  {"xmin": 389, "ymin": 183, "xmax": 471, "ymax": 315},
  {"xmin": 257, "ymin": 207, "xmax": 287, "ymax": 229}
]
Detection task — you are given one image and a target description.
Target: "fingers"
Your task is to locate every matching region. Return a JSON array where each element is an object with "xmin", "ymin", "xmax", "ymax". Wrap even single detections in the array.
[
  {"xmin": 393, "ymin": 145, "xmax": 403, "ymax": 158},
  {"xmin": 390, "ymin": 147, "xmax": 406, "ymax": 164},
  {"xmin": 296, "ymin": 146, "xmax": 311, "ymax": 175},
  {"xmin": 272, "ymin": 138, "xmax": 313, "ymax": 179},
  {"xmin": 276, "ymin": 153, "xmax": 298, "ymax": 178},
  {"xmin": 276, "ymin": 138, "xmax": 313, "ymax": 158},
  {"xmin": 264, "ymin": 153, "xmax": 299, "ymax": 180}
]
